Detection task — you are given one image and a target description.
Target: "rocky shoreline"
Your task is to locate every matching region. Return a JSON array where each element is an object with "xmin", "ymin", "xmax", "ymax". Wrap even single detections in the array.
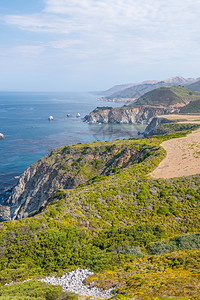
[
  {"xmin": 84, "ymin": 106, "xmax": 175, "ymax": 125},
  {"xmin": 40, "ymin": 268, "xmax": 114, "ymax": 299}
]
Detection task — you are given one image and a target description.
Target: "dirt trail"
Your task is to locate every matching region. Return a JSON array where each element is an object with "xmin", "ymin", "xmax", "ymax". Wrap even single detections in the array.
[
  {"xmin": 150, "ymin": 122, "xmax": 200, "ymax": 179},
  {"xmin": 158, "ymin": 114, "xmax": 200, "ymax": 121}
]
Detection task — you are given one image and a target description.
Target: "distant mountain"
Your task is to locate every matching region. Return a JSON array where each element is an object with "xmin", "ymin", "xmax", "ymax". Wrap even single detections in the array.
[
  {"xmin": 129, "ymin": 86, "xmax": 200, "ymax": 107},
  {"xmin": 186, "ymin": 79, "xmax": 200, "ymax": 92},
  {"xmin": 102, "ymin": 76, "xmax": 198, "ymax": 100},
  {"xmin": 101, "ymin": 83, "xmax": 136, "ymax": 96},
  {"xmin": 84, "ymin": 86, "xmax": 200, "ymax": 126},
  {"xmin": 107, "ymin": 81, "xmax": 169, "ymax": 100}
]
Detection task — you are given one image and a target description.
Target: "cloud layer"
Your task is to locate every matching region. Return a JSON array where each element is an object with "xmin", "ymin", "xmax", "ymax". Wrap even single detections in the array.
[{"xmin": 1, "ymin": 0, "xmax": 200, "ymax": 90}]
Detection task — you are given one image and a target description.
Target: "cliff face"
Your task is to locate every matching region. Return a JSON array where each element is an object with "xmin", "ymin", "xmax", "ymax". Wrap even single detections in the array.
[
  {"xmin": 84, "ymin": 106, "xmax": 173, "ymax": 125},
  {"xmin": 144, "ymin": 117, "xmax": 173, "ymax": 136},
  {"xmin": 1, "ymin": 140, "xmax": 152, "ymax": 221}
]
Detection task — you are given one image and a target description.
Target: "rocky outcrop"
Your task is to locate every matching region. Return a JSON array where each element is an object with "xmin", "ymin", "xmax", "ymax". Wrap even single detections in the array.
[
  {"xmin": 144, "ymin": 117, "xmax": 173, "ymax": 136},
  {"xmin": 1, "ymin": 141, "xmax": 153, "ymax": 221},
  {"xmin": 84, "ymin": 106, "xmax": 174, "ymax": 125}
]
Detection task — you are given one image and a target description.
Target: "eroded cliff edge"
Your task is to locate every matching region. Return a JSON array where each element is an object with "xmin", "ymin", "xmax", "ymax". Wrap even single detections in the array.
[
  {"xmin": 0, "ymin": 140, "xmax": 156, "ymax": 221},
  {"xmin": 83, "ymin": 106, "xmax": 175, "ymax": 125}
]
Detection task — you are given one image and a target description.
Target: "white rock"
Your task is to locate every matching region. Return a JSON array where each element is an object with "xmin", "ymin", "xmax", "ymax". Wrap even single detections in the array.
[{"xmin": 39, "ymin": 268, "xmax": 114, "ymax": 299}]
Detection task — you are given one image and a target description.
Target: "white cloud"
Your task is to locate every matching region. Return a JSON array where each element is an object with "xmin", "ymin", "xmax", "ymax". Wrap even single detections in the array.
[
  {"xmin": 1, "ymin": 0, "xmax": 200, "ymax": 65},
  {"xmin": 50, "ymin": 39, "xmax": 84, "ymax": 49},
  {"xmin": 1, "ymin": 14, "xmax": 78, "ymax": 34},
  {"xmin": 12, "ymin": 45, "xmax": 45, "ymax": 56}
]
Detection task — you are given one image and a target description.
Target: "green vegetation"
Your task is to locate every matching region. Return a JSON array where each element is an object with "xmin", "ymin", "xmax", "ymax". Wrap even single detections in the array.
[
  {"xmin": 92, "ymin": 106, "xmax": 113, "ymax": 113},
  {"xmin": 0, "ymin": 280, "xmax": 77, "ymax": 299},
  {"xmin": 180, "ymin": 99, "xmax": 200, "ymax": 113},
  {"xmin": 148, "ymin": 122, "xmax": 200, "ymax": 136},
  {"xmin": 0, "ymin": 127, "xmax": 200, "ymax": 299},
  {"xmin": 128, "ymin": 86, "xmax": 200, "ymax": 107},
  {"xmin": 85, "ymin": 249, "xmax": 200, "ymax": 299},
  {"xmin": 187, "ymin": 79, "xmax": 200, "ymax": 92}
]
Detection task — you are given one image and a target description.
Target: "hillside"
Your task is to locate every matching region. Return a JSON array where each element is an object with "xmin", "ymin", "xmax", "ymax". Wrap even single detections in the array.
[
  {"xmin": 131, "ymin": 86, "xmax": 200, "ymax": 107},
  {"xmin": 2, "ymin": 140, "xmax": 154, "ymax": 220},
  {"xmin": 100, "ymin": 83, "xmax": 136, "ymax": 96},
  {"xmin": 102, "ymin": 76, "xmax": 198, "ymax": 100},
  {"xmin": 187, "ymin": 79, "xmax": 200, "ymax": 92},
  {"xmin": 0, "ymin": 125, "xmax": 200, "ymax": 299},
  {"xmin": 180, "ymin": 99, "xmax": 200, "ymax": 113},
  {"xmin": 84, "ymin": 87, "xmax": 200, "ymax": 125},
  {"xmin": 106, "ymin": 81, "xmax": 174, "ymax": 101}
]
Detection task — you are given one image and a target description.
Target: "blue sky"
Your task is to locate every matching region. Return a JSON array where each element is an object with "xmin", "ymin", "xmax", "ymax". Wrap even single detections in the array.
[{"xmin": 1, "ymin": 0, "xmax": 200, "ymax": 91}]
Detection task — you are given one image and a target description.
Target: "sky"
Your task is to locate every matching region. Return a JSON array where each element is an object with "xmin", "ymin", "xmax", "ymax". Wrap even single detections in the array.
[{"xmin": 0, "ymin": 0, "xmax": 200, "ymax": 92}]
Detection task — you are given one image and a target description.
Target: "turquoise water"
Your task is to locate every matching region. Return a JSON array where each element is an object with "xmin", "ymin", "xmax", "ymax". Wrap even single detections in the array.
[{"xmin": 0, "ymin": 92, "xmax": 145, "ymax": 192}]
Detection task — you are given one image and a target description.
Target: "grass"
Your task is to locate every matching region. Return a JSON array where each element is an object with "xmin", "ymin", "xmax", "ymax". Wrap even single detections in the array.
[{"xmin": 0, "ymin": 127, "xmax": 200, "ymax": 299}]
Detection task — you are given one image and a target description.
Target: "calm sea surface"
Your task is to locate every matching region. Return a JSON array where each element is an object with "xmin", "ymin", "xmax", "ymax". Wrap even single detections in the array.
[{"xmin": 0, "ymin": 92, "xmax": 146, "ymax": 192}]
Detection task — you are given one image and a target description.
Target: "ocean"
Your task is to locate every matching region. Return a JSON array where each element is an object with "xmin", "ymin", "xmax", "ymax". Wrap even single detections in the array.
[{"xmin": 0, "ymin": 92, "xmax": 146, "ymax": 193}]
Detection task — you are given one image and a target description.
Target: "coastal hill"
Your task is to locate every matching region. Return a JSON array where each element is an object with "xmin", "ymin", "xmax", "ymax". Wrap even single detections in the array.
[
  {"xmin": 187, "ymin": 78, "xmax": 200, "ymax": 92},
  {"xmin": 180, "ymin": 98, "xmax": 200, "ymax": 113},
  {"xmin": 84, "ymin": 86, "xmax": 200, "ymax": 124},
  {"xmin": 0, "ymin": 123, "xmax": 200, "ymax": 299},
  {"xmin": 1, "ymin": 79, "xmax": 200, "ymax": 299},
  {"xmin": 101, "ymin": 76, "xmax": 199, "ymax": 101},
  {"xmin": 131, "ymin": 86, "xmax": 200, "ymax": 107},
  {"xmin": 2, "ymin": 140, "xmax": 156, "ymax": 220}
]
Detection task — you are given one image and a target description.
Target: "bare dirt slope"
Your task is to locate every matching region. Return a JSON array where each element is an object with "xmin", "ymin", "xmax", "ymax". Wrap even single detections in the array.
[
  {"xmin": 158, "ymin": 114, "xmax": 200, "ymax": 121},
  {"xmin": 150, "ymin": 127, "xmax": 200, "ymax": 179}
]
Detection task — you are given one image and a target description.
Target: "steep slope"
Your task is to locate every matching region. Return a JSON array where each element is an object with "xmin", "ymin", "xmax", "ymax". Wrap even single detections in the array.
[
  {"xmin": 180, "ymin": 99, "xmax": 200, "ymax": 113},
  {"xmin": 3, "ymin": 139, "xmax": 157, "ymax": 220},
  {"xmin": 133, "ymin": 86, "xmax": 200, "ymax": 107},
  {"xmin": 0, "ymin": 130, "xmax": 200, "ymax": 300},
  {"xmin": 103, "ymin": 76, "xmax": 198, "ymax": 100},
  {"xmin": 83, "ymin": 106, "xmax": 173, "ymax": 124},
  {"xmin": 187, "ymin": 79, "xmax": 200, "ymax": 92},
  {"xmin": 84, "ymin": 86, "xmax": 199, "ymax": 125}
]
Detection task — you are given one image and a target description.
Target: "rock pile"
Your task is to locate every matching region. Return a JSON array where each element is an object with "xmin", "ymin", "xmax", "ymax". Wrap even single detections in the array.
[{"xmin": 40, "ymin": 268, "xmax": 114, "ymax": 299}]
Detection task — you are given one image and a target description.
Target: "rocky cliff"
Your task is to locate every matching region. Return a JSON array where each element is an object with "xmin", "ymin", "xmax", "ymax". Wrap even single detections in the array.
[
  {"xmin": 144, "ymin": 117, "xmax": 173, "ymax": 136},
  {"xmin": 1, "ymin": 140, "xmax": 153, "ymax": 221},
  {"xmin": 84, "ymin": 106, "xmax": 174, "ymax": 125}
]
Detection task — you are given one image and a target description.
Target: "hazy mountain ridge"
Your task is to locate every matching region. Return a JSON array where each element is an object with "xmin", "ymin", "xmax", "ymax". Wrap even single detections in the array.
[
  {"xmin": 102, "ymin": 76, "xmax": 199, "ymax": 100},
  {"xmin": 187, "ymin": 79, "xmax": 200, "ymax": 92},
  {"xmin": 84, "ymin": 86, "xmax": 200, "ymax": 125}
]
